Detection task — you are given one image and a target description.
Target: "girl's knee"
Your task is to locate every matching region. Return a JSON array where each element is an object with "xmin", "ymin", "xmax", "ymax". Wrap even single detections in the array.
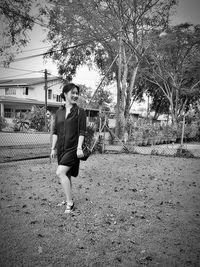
[
  {"xmin": 56, "ymin": 168, "xmax": 64, "ymax": 177},
  {"xmin": 56, "ymin": 166, "xmax": 70, "ymax": 178}
]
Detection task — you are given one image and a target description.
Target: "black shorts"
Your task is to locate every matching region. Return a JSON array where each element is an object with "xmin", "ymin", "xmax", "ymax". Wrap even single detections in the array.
[{"xmin": 58, "ymin": 147, "xmax": 80, "ymax": 177}]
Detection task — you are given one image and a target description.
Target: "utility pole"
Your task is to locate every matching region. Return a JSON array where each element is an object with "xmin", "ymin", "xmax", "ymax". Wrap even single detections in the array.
[{"xmin": 44, "ymin": 69, "xmax": 48, "ymax": 131}]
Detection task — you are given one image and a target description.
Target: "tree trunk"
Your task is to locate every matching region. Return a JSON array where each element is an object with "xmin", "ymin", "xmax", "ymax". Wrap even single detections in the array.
[
  {"xmin": 124, "ymin": 65, "xmax": 139, "ymax": 119},
  {"xmin": 174, "ymin": 87, "xmax": 179, "ymax": 124},
  {"xmin": 115, "ymin": 27, "xmax": 123, "ymax": 138},
  {"xmin": 116, "ymin": 75, "xmax": 121, "ymax": 138}
]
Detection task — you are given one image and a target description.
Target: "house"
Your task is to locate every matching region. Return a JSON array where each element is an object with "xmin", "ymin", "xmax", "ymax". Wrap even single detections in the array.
[
  {"xmin": 0, "ymin": 77, "xmax": 99, "ymax": 125},
  {"xmin": 0, "ymin": 77, "xmax": 63, "ymax": 121}
]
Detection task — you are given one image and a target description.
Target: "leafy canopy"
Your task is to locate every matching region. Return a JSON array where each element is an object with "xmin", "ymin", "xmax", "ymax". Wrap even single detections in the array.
[
  {"xmin": 0, "ymin": 0, "xmax": 43, "ymax": 65},
  {"xmin": 143, "ymin": 23, "xmax": 200, "ymax": 122},
  {"xmin": 43, "ymin": 0, "xmax": 178, "ymax": 81}
]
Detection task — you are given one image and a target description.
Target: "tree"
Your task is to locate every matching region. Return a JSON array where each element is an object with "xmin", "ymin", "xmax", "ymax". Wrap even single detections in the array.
[
  {"xmin": 77, "ymin": 84, "xmax": 113, "ymax": 110},
  {"xmin": 0, "ymin": 0, "xmax": 43, "ymax": 65},
  {"xmin": 43, "ymin": 0, "xmax": 178, "ymax": 137},
  {"xmin": 144, "ymin": 23, "xmax": 200, "ymax": 125},
  {"xmin": 147, "ymin": 82, "xmax": 170, "ymax": 119},
  {"xmin": 90, "ymin": 87, "xmax": 113, "ymax": 109},
  {"xmin": 77, "ymin": 84, "xmax": 93, "ymax": 108}
]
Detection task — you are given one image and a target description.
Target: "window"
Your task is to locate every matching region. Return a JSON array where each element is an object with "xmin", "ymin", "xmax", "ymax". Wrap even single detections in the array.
[
  {"xmin": 23, "ymin": 87, "xmax": 29, "ymax": 95},
  {"xmin": 48, "ymin": 89, "xmax": 52, "ymax": 99},
  {"xmin": 4, "ymin": 108, "xmax": 12, "ymax": 118},
  {"xmin": 15, "ymin": 109, "xmax": 30, "ymax": 118},
  {"xmin": 56, "ymin": 95, "xmax": 62, "ymax": 102},
  {"xmin": 5, "ymin": 88, "xmax": 16, "ymax": 95}
]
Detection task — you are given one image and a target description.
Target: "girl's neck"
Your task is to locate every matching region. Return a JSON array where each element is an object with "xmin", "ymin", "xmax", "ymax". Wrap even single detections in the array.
[{"xmin": 65, "ymin": 101, "xmax": 73, "ymax": 109}]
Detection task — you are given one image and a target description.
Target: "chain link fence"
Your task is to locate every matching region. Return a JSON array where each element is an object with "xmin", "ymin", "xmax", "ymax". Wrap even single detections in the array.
[
  {"xmin": 0, "ymin": 131, "xmax": 51, "ymax": 163},
  {"xmin": 0, "ymin": 113, "xmax": 200, "ymax": 164},
  {"xmin": 102, "ymin": 138, "xmax": 200, "ymax": 158},
  {"xmin": 100, "ymin": 115, "xmax": 200, "ymax": 159}
]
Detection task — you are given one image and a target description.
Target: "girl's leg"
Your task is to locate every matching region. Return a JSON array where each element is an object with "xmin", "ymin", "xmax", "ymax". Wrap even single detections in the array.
[{"xmin": 56, "ymin": 165, "xmax": 73, "ymax": 205}]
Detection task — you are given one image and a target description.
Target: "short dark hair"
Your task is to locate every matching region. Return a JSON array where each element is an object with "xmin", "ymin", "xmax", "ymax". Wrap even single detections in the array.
[{"xmin": 60, "ymin": 83, "xmax": 80, "ymax": 100}]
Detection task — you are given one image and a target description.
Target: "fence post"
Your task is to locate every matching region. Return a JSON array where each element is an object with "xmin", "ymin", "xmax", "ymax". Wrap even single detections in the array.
[
  {"xmin": 181, "ymin": 114, "xmax": 186, "ymax": 147},
  {"xmin": 103, "ymin": 121, "xmax": 106, "ymax": 153},
  {"xmin": 50, "ymin": 115, "xmax": 54, "ymax": 147}
]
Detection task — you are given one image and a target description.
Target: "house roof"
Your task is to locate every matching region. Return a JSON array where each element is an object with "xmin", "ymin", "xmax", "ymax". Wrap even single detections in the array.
[
  {"xmin": 0, "ymin": 77, "xmax": 61, "ymax": 87},
  {"xmin": 0, "ymin": 96, "xmax": 100, "ymax": 112},
  {"xmin": 0, "ymin": 95, "xmax": 61, "ymax": 107}
]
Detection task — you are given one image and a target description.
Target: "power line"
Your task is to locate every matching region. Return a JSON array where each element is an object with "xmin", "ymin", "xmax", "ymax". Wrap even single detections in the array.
[
  {"xmin": 0, "ymin": 75, "xmax": 62, "ymax": 85},
  {"xmin": 21, "ymin": 46, "xmax": 52, "ymax": 53},
  {"xmin": 0, "ymin": 66, "xmax": 60, "ymax": 76},
  {"xmin": 47, "ymin": 80, "xmax": 64, "ymax": 89},
  {"xmin": 0, "ymin": 66, "xmax": 60, "ymax": 80},
  {"xmin": 8, "ymin": 41, "xmax": 91, "ymax": 62},
  {"xmin": 0, "ymin": 71, "xmax": 44, "ymax": 80},
  {"xmin": 48, "ymin": 73, "xmax": 59, "ymax": 78},
  {"xmin": 0, "ymin": 66, "xmax": 44, "ymax": 73}
]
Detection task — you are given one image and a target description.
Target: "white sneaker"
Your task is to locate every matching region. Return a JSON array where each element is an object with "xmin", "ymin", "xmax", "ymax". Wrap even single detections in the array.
[
  {"xmin": 64, "ymin": 202, "xmax": 75, "ymax": 214},
  {"xmin": 57, "ymin": 200, "xmax": 67, "ymax": 207}
]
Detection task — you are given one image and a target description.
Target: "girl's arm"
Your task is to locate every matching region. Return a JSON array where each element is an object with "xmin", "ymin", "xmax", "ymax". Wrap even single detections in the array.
[
  {"xmin": 77, "ymin": 135, "xmax": 84, "ymax": 149},
  {"xmin": 77, "ymin": 135, "xmax": 84, "ymax": 158},
  {"xmin": 51, "ymin": 134, "xmax": 58, "ymax": 150},
  {"xmin": 51, "ymin": 113, "xmax": 58, "ymax": 158},
  {"xmin": 50, "ymin": 134, "xmax": 57, "ymax": 159},
  {"xmin": 77, "ymin": 108, "xmax": 86, "ymax": 158}
]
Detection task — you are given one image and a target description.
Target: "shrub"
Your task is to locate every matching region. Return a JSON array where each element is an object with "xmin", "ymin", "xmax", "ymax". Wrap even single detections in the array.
[
  {"xmin": 29, "ymin": 106, "xmax": 46, "ymax": 132},
  {"xmin": 177, "ymin": 111, "xmax": 200, "ymax": 142},
  {"xmin": 174, "ymin": 147, "xmax": 194, "ymax": 158},
  {"xmin": 187, "ymin": 122, "xmax": 198, "ymax": 140},
  {"xmin": 84, "ymin": 126, "xmax": 95, "ymax": 147},
  {"xmin": 84, "ymin": 126, "xmax": 103, "ymax": 153},
  {"xmin": 12, "ymin": 112, "xmax": 30, "ymax": 132},
  {"xmin": 128, "ymin": 118, "xmax": 178, "ymax": 143},
  {"xmin": 151, "ymin": 149, "xmax": 159, "ymax": 155},
  {"xmin": 0, "ymin": 116, "xmax": 7, "ymax": 131}
]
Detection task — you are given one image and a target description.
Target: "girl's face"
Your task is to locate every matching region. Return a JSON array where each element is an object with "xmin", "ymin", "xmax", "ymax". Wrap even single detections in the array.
[{"xmin": 65, "ymin": 87, "xmax": 79, "ymax": 104}]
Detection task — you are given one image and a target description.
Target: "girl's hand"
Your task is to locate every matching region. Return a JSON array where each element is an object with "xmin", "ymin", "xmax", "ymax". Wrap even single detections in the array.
[
  {"xmin": 50, "ymin": 149, "xmax": 56, "ymax": 160},
  {"xmin": 77, "ymin": 148, "xmax": 84, "ymax": 158}
]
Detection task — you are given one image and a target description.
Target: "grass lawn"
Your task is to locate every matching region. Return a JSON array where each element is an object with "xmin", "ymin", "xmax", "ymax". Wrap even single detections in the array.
[{"xmin": 0, "ymin": 154, "xmax": 200, "ymax": 266}]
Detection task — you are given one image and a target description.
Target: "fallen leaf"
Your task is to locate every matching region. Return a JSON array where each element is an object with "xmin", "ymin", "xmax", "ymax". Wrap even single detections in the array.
[{"xmin": 38, "ymin": 246, "xmax": 43, "ymax": 254}]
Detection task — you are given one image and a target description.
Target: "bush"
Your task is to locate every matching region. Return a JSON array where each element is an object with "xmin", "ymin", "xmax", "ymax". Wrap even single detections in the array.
[
  {"xmin": 174, "ymin": 147, "xmax": 194, "ymax": 158},
  {"xmin": 85, "ymin": 126, "xmax": 103, "ymax": 153},
  {"xmin": 177, "ymin": 111, "xmax": 200, "ymax": 142},
  {"xmin": 151, "ymin": 149, "xmax": 159, "ymax": 155},
  {"xmin": 84, "ymin": 126, "xmax": 95, "ymax": 147},
  {"xmin": 29, "ymin": 106, "xmax": 46, "ymax": 132},
  {"xmin": 0, "ymin": 116, "xmax": 7, "ymax": 131},
  {"xmin": 128, "ymin": 119, "xmax": 177, "ymax": 143},
  {"xmin": 12, "ymin": 113, "xmax": 30, "ymax": 132},
  {"xmin": 177, "ymin": 120, "xmax": 200, "ymax": 142}
]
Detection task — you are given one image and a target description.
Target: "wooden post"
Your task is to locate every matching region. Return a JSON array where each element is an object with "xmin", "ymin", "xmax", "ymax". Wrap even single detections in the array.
[
  {"xmin": 181, "ymin": 114, "xmax": 185, "ymax": 147},
  {"xmin": 147, "ymin": 94, "xmax": 150, "ymax": 119}
]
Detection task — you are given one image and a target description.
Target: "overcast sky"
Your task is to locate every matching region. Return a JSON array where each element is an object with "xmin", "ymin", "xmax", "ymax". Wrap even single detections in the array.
[
  {"xmin": 0, "ymin": 0, "xmax": 200, "ymax": 90},
  {"xmin": 172, "ymin": 0, "xmax": 200, "ymax": 25}
]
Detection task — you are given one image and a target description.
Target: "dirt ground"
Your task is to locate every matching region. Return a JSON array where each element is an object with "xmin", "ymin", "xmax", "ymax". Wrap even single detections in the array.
[{"xmin": 0, "ymin": 154, "xmax": 200, "ymax": 267}]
